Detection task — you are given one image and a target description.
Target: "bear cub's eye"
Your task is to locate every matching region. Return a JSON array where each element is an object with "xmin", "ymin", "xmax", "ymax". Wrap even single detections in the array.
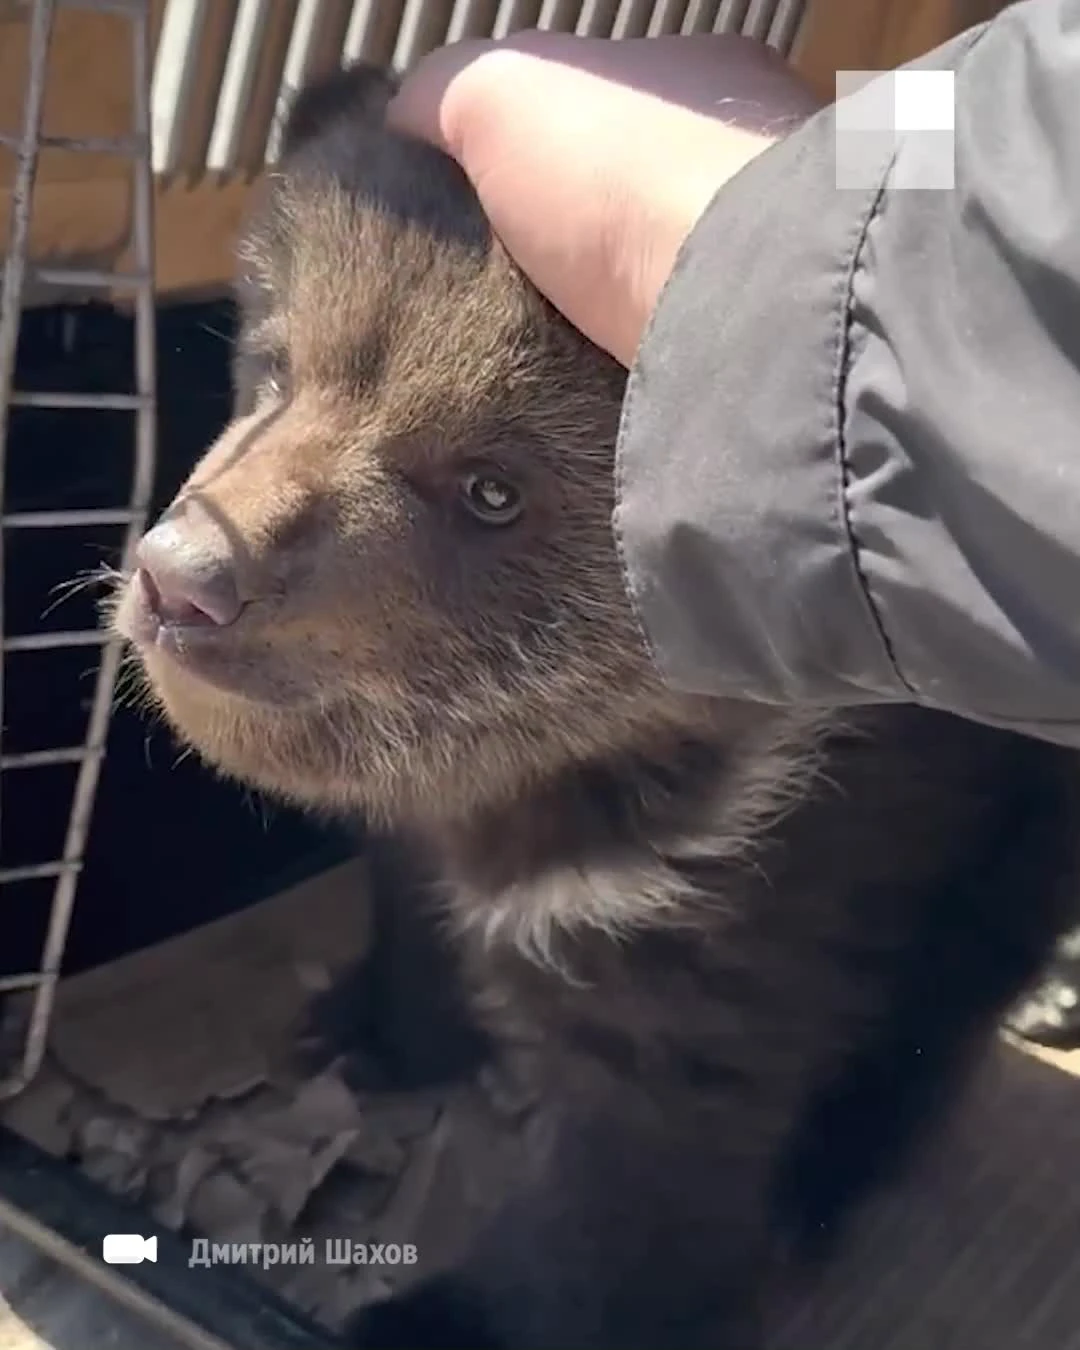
[
  {"xmin": 459, "ymin": 471, "xmax": 523, "ymax": 527},
  {"xmin": 265, "ymin": 351, "xmax": 291, "ymax": 401}
]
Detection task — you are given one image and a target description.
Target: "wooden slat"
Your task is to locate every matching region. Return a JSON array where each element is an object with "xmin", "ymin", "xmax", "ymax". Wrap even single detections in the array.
[
  {"xmin": 792, "ymin": 0, "xmax": 1013, "ymax": 101},
  {"xmin": 155, "ymin": 0, "xmax": 242, "ymax": 183}
]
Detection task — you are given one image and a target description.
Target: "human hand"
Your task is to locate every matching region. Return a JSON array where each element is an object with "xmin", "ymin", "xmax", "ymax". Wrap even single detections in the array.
[{"xmin": 387, "ymin": 32, "xmax": 823, "ymax": 368}]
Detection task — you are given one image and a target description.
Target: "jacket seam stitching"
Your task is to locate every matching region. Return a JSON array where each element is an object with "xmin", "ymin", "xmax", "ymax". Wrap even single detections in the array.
[
  {"xmin": 832, "ymin": 157, "xmax": 920, "ymax": 698},
  {"xmin": 833, "ymin": 20, "xmax": 994, "ymax": 702}
]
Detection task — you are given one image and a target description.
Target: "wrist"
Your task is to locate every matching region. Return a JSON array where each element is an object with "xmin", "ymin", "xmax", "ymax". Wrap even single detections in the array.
[{"xmin": 627, "ymin": 126, "xmax": 781, "ymax": 368}]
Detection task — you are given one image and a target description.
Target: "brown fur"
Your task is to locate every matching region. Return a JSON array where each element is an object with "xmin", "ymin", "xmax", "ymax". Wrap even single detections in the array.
[{"xmin": 109, "ymin": 65, "xmax": 1080, "ymax": 1350}]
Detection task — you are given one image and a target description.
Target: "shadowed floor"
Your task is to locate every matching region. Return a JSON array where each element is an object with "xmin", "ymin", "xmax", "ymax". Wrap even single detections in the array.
[{"xmin": 0, "ymin": 855, "xmax": 1077, "ymax": 1349}]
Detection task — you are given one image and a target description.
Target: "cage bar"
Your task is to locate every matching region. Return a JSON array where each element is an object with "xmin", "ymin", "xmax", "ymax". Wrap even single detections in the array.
[
  {"xmin": 5, "ymin": 631, "xmax": 111, "ymax": 652},
  {"xmin": 0, "ymin": 0, "xmax": 55, "ymax": 882},
  {"xmin": 8, "ymin": 391, "xmax": 150, "ymax": 409},
  {"xmin": 32, "ymin": 265, "xmax": 150, "ymax": 288}
]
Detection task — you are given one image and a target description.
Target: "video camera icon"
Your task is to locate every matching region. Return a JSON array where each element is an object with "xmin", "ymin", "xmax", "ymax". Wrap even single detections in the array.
[{"xmin": 102, "ymin": 1233, "xmax": 158, "ymax": 1265}]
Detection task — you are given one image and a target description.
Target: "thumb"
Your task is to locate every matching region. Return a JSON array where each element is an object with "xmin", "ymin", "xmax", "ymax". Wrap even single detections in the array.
[{"xmin": 385, "ymin": 38, "xmax": 498, "ymax": 162}]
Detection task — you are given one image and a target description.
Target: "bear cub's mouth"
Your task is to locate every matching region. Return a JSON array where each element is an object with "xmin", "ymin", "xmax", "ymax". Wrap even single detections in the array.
[{"xmin": 111, "ymin": 566, "xmax": 283, "ymax": 704}]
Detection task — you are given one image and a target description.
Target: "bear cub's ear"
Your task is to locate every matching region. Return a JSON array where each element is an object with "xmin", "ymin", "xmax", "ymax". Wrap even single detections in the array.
[{"xmin": 279, "ymin": 62, "xmax": 400, "ymax": 158}]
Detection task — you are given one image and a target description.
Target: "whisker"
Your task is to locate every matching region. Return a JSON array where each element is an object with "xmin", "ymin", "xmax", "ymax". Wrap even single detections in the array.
[
  {"xmin": 41, "ymin": 563, "xmax": 121, "ymax": 621},
  {"xmin": 199, "ymin": 320, "xmax": 234, "ymax": 345}
]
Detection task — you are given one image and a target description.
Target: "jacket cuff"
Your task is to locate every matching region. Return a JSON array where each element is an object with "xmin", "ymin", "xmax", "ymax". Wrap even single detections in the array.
[{"xmin": 613, "ymin": 97, "xmax": 902, "ymax": 706}]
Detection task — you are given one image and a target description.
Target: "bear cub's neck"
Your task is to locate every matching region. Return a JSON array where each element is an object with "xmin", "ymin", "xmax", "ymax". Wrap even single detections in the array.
[{"xmin": 418, "ymin": 709, "xmax": 825, "ymax": 950}]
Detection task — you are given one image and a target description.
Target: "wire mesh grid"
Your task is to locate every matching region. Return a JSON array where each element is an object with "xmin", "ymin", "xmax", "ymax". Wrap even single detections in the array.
[{"xmin": 0, "ymin": 0, "xmax": 158, "ymax": 1099}]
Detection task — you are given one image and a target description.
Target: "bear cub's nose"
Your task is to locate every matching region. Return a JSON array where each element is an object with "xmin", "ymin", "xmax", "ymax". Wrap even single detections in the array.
[{"xmin": 135, "ymin": 518, "xmax": 242, "ymax": 628}]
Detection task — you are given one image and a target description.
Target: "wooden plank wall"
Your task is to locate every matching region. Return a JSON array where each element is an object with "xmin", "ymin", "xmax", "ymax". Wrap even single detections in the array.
[{"xmin": 793, "ymin": 0, "xmax": 1013, "ymax": 99}]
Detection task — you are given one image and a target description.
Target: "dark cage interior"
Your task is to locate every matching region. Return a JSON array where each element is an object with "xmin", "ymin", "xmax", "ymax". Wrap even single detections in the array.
[{"xmin": 1, "ymin": 299, "xmax": 352, "ymax": 985}]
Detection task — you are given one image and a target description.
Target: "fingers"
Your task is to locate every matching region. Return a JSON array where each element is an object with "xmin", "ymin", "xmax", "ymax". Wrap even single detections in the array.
[{"xmin": 385, "ymin": 32, "xmax": 608, "ymax": 164}]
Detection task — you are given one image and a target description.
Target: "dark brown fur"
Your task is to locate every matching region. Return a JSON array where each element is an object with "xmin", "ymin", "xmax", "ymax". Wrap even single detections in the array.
[{"xmin": 110, "ymin": 65, "xmax": 1080, "ymax": 1349}]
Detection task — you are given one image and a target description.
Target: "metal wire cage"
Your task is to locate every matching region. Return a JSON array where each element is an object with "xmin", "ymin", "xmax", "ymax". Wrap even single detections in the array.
[
  {"xmin": 0, "ymin": 0, "xmax": 811, "ymax": 1104},
  {"xmin": 0, "ymin": 0, "xmax": 158, "ymax": 1101}
]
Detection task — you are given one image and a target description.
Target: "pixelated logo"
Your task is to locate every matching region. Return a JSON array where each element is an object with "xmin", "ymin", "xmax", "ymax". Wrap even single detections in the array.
[{"xmin": 834, "ymin": 70, "xmax": 955, "ymax": 191}]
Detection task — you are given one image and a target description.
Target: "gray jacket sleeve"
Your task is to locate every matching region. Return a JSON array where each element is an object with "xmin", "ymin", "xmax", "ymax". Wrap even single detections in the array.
[{"xmin": 614, "ymin": 0, "xmax": 1080, "ymax": 746}]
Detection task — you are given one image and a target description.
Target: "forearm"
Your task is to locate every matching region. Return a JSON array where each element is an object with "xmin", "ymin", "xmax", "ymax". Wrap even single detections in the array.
[{"xmin": 615, "ymin": 0, "xmax": 1080, "ymax": 744}]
